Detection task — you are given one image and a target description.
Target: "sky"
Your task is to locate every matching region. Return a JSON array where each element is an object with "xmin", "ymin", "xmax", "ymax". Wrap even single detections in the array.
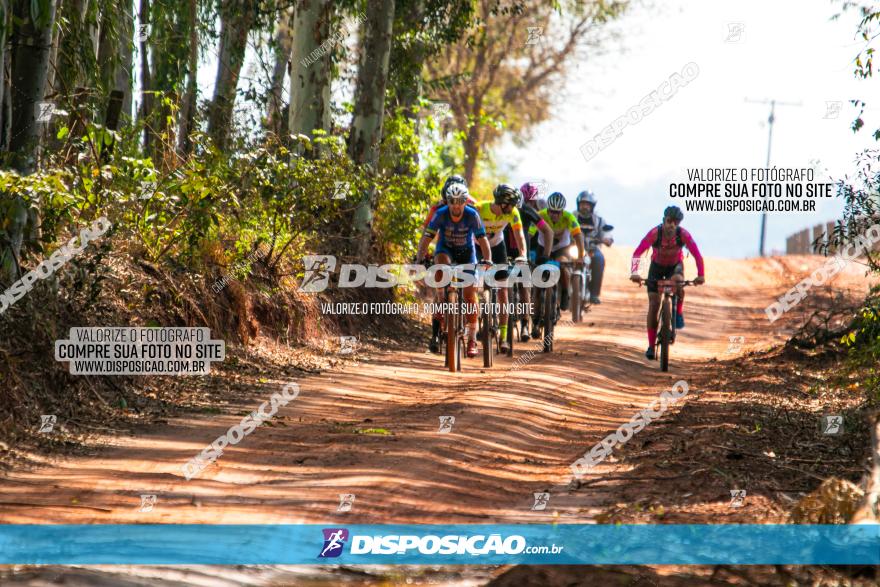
[{"xmin": 497, "ymin": 0, "xmax": 879, "ymax": 258}]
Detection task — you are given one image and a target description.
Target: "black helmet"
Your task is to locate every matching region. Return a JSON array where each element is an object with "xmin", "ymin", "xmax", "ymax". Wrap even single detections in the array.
[
  {"xmin": 493, "ymin": 183, "xmax": 520, "ymax": 206},
  {"xmin": 663, "ymin": 205, "xmax": 683, "ymax": 222},
  {"xmin": 442, "ymin": 175, "xmax": 467, "ymax": 199}
]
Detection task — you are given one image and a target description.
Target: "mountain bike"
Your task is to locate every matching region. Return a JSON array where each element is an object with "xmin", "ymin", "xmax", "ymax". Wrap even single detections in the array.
[
  {"xmin": 422, "ymin": 258, "xmax": 468, "ymax": 373},
  {"xmin": 532, "ymin": 260, "xmax": 561, "ymax": 353},
  {"xmin": 636, "ymin": 277, "xmax": 695, "ymax": 372},
  {"xmin": 479, "ymin": 261, "xmax": 528, "ymax": 364}
]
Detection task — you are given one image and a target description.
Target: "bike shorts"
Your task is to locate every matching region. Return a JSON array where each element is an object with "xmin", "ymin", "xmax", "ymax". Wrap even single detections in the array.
[
  {"xmin": 435, "ymin": 245, "xmax": 476, "ymax": 266},
  {"xmin": 646, "ymin": 261, "xmax": 684, "ymax": 293},
  {"xmin": 550, "ymin": 248, "xmax": 570, "ymax": 261},
  {"xmin": 477, "ymin": 241, "xmax": 510, "ymax": 280}
]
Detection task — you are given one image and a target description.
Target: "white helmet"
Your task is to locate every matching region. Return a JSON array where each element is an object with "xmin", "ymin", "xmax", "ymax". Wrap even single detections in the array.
[{"xmin": 444, "ymin": 183, "xmax": 470, "ymax": 203}]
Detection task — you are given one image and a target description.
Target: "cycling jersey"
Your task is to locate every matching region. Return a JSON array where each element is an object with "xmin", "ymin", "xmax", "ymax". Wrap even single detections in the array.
[
  {"xmin": 475, "ymin": 201, "xmax": 523, "ymax": 247},
  {"xmin": 529, "ymin": 209, "xmax": 581, "ymax": 252},
  {"xmin": 506, "ymin": 205, "xmax": 546, "ymax": 255},
  {"xmin": 632, "ymin": 225, "xmax": 704, "ymax": 276},
  {"xmin": 424, "ymin": 205, "xmax": 487, "ymax": 264}
]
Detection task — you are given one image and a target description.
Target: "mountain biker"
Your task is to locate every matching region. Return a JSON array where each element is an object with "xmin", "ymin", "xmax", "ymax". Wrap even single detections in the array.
[
  {"xmin": 504, "ymin": 182, "xmax": 553, "ymax": 341},
  {"xmin": 529, "ymin": 192, "xmax": 584, "ymax": 331},
  {"xmin": 629, "ymin": 205, "xmax": 705, "ymax": 360},
  {"xmin": 476, "ymin": 184, "xmax": 528, "ymax": 352},
  {"xmin": 421, "ymin": 176, "xmax": 477, "ymax": 353},
  {"xmin": 575, "ymin": 190, "xmax": 613, "ymax": 304},
  {"xmin": 417, "ymin": 186, "xmax": 492, "ymax": 358}
]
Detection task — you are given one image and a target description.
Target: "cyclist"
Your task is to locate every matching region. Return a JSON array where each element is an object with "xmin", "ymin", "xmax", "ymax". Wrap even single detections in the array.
[
  {"xmin": 421, "ymin": 176, "xmax": 477, "ymax": 352},
  {"xmin": 476, "ymin": 184, "xmax": 529, "ymax": 352},
  {"xmin": 417, "ymin": 185, "xmax": 492, "ymax": 358},
  {"xmin": 505, "ymin": 182, "xmax": 553, "ymax": 341},
  {"xmin": 575, "ymin": 190, "xmax": 613, "ymax": 304},
  {"xmin": 529, "ymin": 192, "xmax": 584, "ymax": 334},
  {"xmin": 629, "ymin": 205, "xmax": 705, "ymax": 360}
]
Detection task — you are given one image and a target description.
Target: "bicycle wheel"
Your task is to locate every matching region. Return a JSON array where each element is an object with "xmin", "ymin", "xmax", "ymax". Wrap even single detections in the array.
[
  {"xmin": 481, "ymin": 289, "xmax": 494, "ymax": 368},
  {"xmin": 506, "ymin": 284, "xmax": 516, "ymax": 357},
  {"xmin": 543, "ymin": 286, "xmax": 555, "ymax": 353},
  {"xmin": 571, "ymin": 270, "xmax": 582, "ymax": 323},
  {"xmin": 446, "ymin": 289, "xmax": 458, "ymax": 372},
  {"xmin": 659, "ymin": 296, "xmax": 671, "ymax": 372}
]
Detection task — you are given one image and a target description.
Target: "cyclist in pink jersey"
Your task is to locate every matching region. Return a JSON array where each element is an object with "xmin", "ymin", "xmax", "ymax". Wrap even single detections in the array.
[{"xmin": 629, "ymin": 206, "xmax": 705, "ymax": 360}]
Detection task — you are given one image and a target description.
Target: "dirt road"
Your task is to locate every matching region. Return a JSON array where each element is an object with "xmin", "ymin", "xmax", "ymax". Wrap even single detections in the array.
[{"xmin": 0, "ymin": 248, "xmax": 871, "ymax": 527}]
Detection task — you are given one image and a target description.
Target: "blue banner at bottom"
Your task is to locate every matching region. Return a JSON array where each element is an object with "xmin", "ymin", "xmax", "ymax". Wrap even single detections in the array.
[{"xmin": 0, "ymin": 524, "xmax": 877, "ymax": 565}]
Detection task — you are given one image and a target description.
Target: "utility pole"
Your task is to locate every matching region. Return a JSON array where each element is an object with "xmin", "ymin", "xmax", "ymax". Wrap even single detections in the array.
[{"xmin": 745, "ymin": 98, "xmax": 802, "ymax": 256}]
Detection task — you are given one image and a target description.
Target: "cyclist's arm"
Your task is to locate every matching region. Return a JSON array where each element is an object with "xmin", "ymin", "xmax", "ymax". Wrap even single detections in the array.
[
  {"xmin": 417, "ymin": 230, "xmax": 435, "ymax": 261},
  {"xmin": 600, "ymin": 217, "xmax": 614, "ymax": 246},
  {"xmin": 568, "ymin": 213, "xmax": 585, "ymax": 259},
  {"xmin": 680, "ymin": 228, "xmax": 705, "ymax": 277},
  {"xmin": 537, "ymin": 220, "xmax": 553, "ymax": 257},
  {"xmin": 631, "ymin": 227, "xmax": 657, "ymax": 274},
  {"xmin": 476, "ymin": 235, "xmax": 492, "ymax": 261},
  {"xmin": 510, "ymin": 212, "xmax": 527, "ymax": 258}
]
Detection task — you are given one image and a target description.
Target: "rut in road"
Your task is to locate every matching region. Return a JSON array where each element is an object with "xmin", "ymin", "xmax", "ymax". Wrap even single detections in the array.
[{"xmin": 0, "ymin": 247, "xmax": 868, "ymax": 525}]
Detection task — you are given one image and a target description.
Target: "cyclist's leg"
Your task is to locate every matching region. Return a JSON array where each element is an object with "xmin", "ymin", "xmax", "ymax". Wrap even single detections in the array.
[
  {"xmin": 672, "ymin": 262, "xmax": 685, "ymax": 327},
  {"xmin": 430, "ymin": 251, "xmax": 453, "ymax": 352},
  {"xmin": 553, "ymin": 249, "xmax": 571, "ymax": 310},
  {"xmin": 491, "ymin": 242, "xmax": 510, "ymax": 334},
  {"xmin": 590, "ymin": 248, "xmax": 605, "ymax": 301},
  {"xmin": 645, "ymin": 261, "xmax": 669, "ymax": 354}
]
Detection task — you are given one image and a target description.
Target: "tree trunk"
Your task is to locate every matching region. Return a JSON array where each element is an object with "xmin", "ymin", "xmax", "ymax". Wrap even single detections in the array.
[
  {"xmin": 116, "ymin": 3, "xmax": 134, "ymax": 119},
  {"xmin": 9, "ymin": 0, "xmax": 58, "ymax": 173},
  {"xmin": 0, "ymin": 0, "xmax": 8, "ymax": 150},
  {"xmin": 463, "ymin": 123, "xmax": 481, "ymax": 185},
  {"xmin": 267, "ymin": 5, "xmax": 293, "ymax": 137},
  {"xmin": 96, "ymin": 1, "xmax": 133, "ymax": 118},
  {"xmin": 288, "ymin": 0, "xmax": 332, "ymax": 145},
  {"xmin": 138, "ymin": 0, "xmax": 153, "ymax": 150},
  {"xmin": 208, "ymin": 0, "xmax": 255, "ymax": 151},
  {"xmin": 177, "ymin": 0, "xmax": 198, "ymax": 155},
  {"xmin": 348, "ymin": 0, "xmax": 395, "ymax": 259}
]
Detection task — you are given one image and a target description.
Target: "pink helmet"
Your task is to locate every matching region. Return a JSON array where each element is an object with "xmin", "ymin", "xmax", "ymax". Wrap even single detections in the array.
[{"xmin": 520, "ymin": 182, "xmax": 539, "ymax": 202}]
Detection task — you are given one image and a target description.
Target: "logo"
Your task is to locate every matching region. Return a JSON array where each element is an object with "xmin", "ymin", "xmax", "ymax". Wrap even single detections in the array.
[
  {"xmin": 301, "ymin": 255, "xmax": 336, "ymax": 293},
  {"xmin": 332, "ymin": 181, "xmax": 349, "ymax": 200},
  {"xmin": 337, "ymin": 493, "xmax": 355, "ymax": 512},
  {"xmin": 821, "ymin": 415, "xmax": 843, "ymax": 436},
  {"xmin": 525, "ymin": 26, "xmax": 543, "ymax": 46},
  {"xmin": 823, "ymin": 101, "xmax": 842, "ymax": 119},
  {"xmin": 438, "ymin": 415, "xmax": 455, "ymax": 434},
  {"xmin": 138, "ymin": 23, "xmax": 150, "ymax": 41},
  {"xmin": 726, "ymin": 335, "xmax": 744, "ymax": 354},
  {"xmin": 430, "ymin": 102, "xmax": 451, "ymax": 119},
  {"xmin": 139, "ymin": 494, "xmax": 157, "ymax": 512},
  {"xmin": 531, "ymin": 492, "xmax": 550, "ymax": 510},
  {"xmin": 725, "ymin": 23, "xmax": 745, "ymax": 43},
  {"xmin": 339, "ymin": 336, "xmax": 357, "ymax": 355},
  {"xmin": 36, "ymin": 101, "xmax": 55, "ymax": 123},
  {"xmin": 298, "ymin": 256, "xmax": 560, "ymax": 292},
  {"xmin": 729, "ymin": 489, "xmax": 746, "ymax": 508},
  {"xmin": 38, "ymin": 414, "xmax": 57, "ymax": 433},
  {"xmin": 318, "ymin": 528, "xmax": 349, "ymax": 558}
]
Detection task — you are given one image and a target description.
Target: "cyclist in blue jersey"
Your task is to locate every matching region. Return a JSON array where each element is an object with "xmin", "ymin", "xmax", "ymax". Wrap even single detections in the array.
[{"xmin": 417, "ymin": 188, "xmax": 492, "ymax": 357}]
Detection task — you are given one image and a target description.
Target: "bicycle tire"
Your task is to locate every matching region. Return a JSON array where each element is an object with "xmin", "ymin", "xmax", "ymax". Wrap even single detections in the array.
[
  {"xmin": 507, "ymin": 283, "xmax": 516, "ymax": 357},
  {"xmin": 543, "ymin": 286, "xmax": 555, "ymax": 353},
  {"xmin": 481, "ymin": 290, "xmax": 493, "ymax": 368},
  {"xmin": 659, "ymin": 297, "xmax": 671, "ymax": 372},
  {"xmin": 572, "ymin": 271, "xmax": 582, "ymax": 323},
  {"xmin": 446, "ymin": 289, "xmax": 458, "ymax": 372}
]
